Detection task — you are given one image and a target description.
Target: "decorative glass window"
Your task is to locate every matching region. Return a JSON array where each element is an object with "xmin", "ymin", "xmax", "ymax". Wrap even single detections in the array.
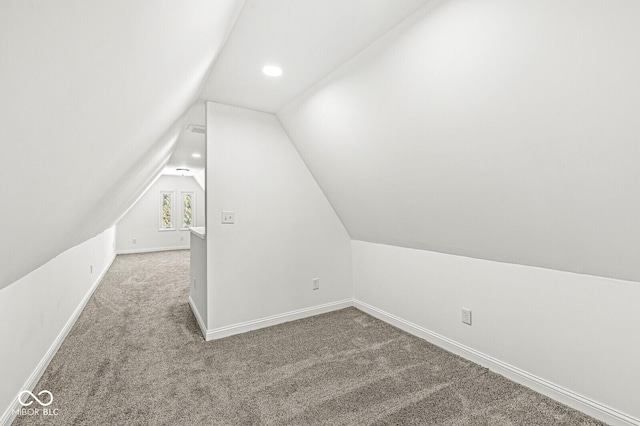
[
  {"xmin": 181, "ymin": 192, "xmax": 195, "ymax": 229},
  {"xmin": 159, "ymin": 191, "xmax": 174, "ymax": 230}
]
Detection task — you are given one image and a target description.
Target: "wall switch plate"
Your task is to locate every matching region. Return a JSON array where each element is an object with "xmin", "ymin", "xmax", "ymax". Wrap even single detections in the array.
[
  {"xmin": 462, "ymin": 308, "xmax": 472, "ymax": 325},
  {"xmin": 132, "ymin": 238, "xmax": 137, "ymax": 244},
  {"xmin": 221, "ymin": 211, "xmax": 235, "ymax": 224},
  {"xmin": 180, "ymin": 236, "xmax": 184, "ymax": 241},
  {"xmin": 90, "ymin": 265, "xmax": 93, "ymax": 274},
  {"xmin": 312, "ymin": 278, "xmax": 319, "ymax": 290}
]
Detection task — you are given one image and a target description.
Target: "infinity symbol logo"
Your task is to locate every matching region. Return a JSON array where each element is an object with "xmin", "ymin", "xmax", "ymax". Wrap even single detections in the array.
[{"xmin": 18, "ymin": 390, "xmax": 53, "ymax": 407}]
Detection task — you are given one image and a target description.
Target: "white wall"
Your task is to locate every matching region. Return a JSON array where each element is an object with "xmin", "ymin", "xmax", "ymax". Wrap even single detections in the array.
[
  {"xmin": 116, "ymin": 175, "xmax": 205, "ymax": 253},
  {"xmin": 352, "ymin": 240, "xmax": 640, "ymax": 424},
  {"xmin": 279, "ymin": 0, "xmax": 640, "ymax": 282},
  {"xmin": 0, "ymin": 227, "xmax": 116, "ymax": 425},
  {"xmin": 205, "ymin": 102, "xmax": 352, "ymax": 331},
  {"xmin": 188, "ymin": 230, "xmax": 207, "ymax": 336},
  {"xmin": 277, "ymin": 1, "xmax": 640, "ymax": 422},
  {"xmin": 193, "ymin": 169, "xmax": 205, "ymax": 190}
]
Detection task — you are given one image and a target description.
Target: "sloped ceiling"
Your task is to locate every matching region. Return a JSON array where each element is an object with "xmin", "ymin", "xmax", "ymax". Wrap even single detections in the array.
[
  {"xmin": 0, "ymin": 0, "xmax": 244, "ymax": 289},
  {"xmin": 201, "ymin": 0, "xmax": 431, "ymax": 113},
  {"xmin": 165, "ymin": 102, "xmax": 206, "ymax": 176},
  {"xmin": 4, "ymin": 0, "xmax": 638, "ymax": 288},
  {"xmin": 279, "ymin": 0, "xmax": 640, "ymax": 282}
]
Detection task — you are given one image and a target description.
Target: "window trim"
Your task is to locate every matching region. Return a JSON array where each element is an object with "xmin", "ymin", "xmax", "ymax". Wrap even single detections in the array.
[
  {"xmin": 159, "ymin": 191, "xmax": 175, "ymax": 231},
  {"xmin": 180, "ymin": 191, "xmax": 196, "ymax": 230}
]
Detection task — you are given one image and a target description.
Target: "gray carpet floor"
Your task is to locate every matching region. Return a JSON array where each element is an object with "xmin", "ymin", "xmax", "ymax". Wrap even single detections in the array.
[{"xmin": 14, "ymin": 250, "xmax": 605, "ymax": 425}]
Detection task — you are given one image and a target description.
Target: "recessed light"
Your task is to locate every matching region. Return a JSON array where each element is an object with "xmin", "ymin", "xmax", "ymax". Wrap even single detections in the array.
[
  {"xmin": 262, "ymin": 65, "xmax": 283, "ymax": 77},
  {"xmin": 192, "ymin": 153, "xmax": 201, "ymax": 158}
]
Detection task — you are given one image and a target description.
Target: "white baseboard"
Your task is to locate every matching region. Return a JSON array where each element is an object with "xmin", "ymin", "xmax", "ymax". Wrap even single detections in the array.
[
  {"xmin": 204, "ymin": 299, "xmax": 353, "ymax": 341},
  {"xmin": 116, "ymin": 246, "xmax": 189, "ymax": 255},
  {"xmin": 0, "ymin": 254, "xmax": 117, "ymax": 426},
  {"xmin": 353, "ymin": 299, "xmax": 639, "ymax": 426},
  {"xmin": 188, "ymin": 296, "xmax": 208, "ymax": 340},
  {"xmin": 4, "ymin": 281, "xmax": 635, "ymax": 426}
]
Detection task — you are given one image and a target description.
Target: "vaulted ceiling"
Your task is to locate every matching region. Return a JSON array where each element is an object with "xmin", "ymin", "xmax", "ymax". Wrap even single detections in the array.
[
  {"xmin": 2, "ymin": 0, "xmax": 639, "ymax": 289},
  {"xmin": 0, "ymin": 0, "xmax": 244, "ymax": 289},
  {"xmin": 277, "ymin": 0, "xmax": 640, "ymax": 281},
  {"xmin": 167, "ymin": 0, "xmax": 430, "ymax": 174},
  {"xmin": 0, "ymin": 0, "xmax": 431, "ymax": 289},
  {"xmin": 200, "ymin": 0, "xmax": 430, "ymax": 113}
]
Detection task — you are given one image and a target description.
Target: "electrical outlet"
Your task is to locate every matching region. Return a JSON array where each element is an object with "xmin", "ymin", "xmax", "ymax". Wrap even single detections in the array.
[
  {"xmin": 312, "ymin": 278, "xmax": 319, "ymax": 290},
  {"xmin": 462, "ymin": 308, "xmax": 472, "ymax": 325},
  {"xmin": 221, "ymin": 211, "xmax": 235, "ymax": 224},
  {"xmin": 132, "ymin": 238, "xmax": 137, "ymax": 244},
  {"xmin": 112, "ymin": 241, "xmax": 115, "ymax": 249},
  {"xmin": 180, "ymin": 236, "xmax": 184, "ymax": 241}
]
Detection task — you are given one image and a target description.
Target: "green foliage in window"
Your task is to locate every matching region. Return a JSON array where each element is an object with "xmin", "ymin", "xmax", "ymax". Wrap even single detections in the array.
[
  {"xmin": 183, "ymin": 194, "xmax": 193, "ymax": 227},
  {"xmin": 162, "ymin": 193, "xmax": 172, "ymax": 228}
]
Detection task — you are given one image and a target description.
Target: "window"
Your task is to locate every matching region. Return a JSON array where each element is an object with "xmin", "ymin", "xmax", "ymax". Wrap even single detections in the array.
[
  {"xmin": 181, "ymin": 192, "xmax": 195, "ymax": 229},
  {"xmin": 159, "ymin": 191, "xmax": 174, "ymax": 230}
]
